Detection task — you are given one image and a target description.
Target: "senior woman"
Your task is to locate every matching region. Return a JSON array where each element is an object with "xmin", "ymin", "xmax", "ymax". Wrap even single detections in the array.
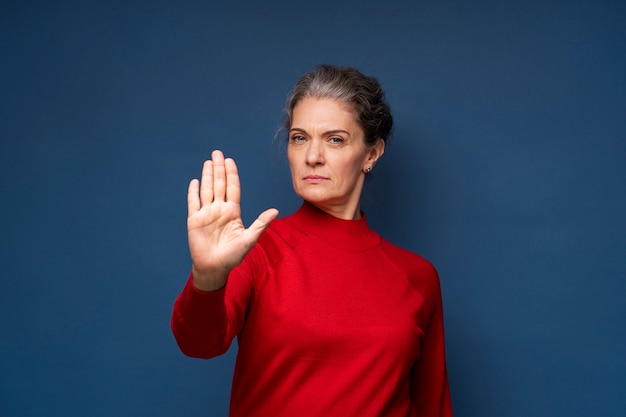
[{"xmin": 171, "ymin": 65, "xmax": 452, "ymax": 417}]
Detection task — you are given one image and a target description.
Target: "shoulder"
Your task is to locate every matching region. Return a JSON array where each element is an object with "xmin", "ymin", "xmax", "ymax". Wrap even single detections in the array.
[
  {"xmin": 248, "ymin": 215, "xmax": 305, "ymax": 265},
  {"xmin": 378, "ymin": 238, "xmax": 441, "ymax": 294},
  {"xmin": 232, "ymin": 215, "xmax": 304, "ymax": 285}
]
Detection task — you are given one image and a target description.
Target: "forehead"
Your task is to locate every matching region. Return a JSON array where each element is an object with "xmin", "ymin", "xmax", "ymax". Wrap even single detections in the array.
[{"xmin": 291, "ymin": 97, "xmax": 359, "ymax": 128}]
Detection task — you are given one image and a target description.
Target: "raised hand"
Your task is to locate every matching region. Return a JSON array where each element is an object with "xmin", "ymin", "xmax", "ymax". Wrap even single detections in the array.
[{"xmin": 187, "ymin": 150, "xmax": 279, "ymax": 291}]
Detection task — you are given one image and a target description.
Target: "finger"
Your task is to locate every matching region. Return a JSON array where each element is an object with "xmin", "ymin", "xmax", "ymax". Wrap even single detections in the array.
[
  {"xmin": 224, "ymin": 157, "xmax": 241, "ymax": 204},
  {"xmin": 212, "ymin": 150, "xmax": 226, "ymax": 202},
  {"xmin": 188, "ymin": 178, "xmax": 200, "ymax": 215},
  {"xmin": 199, "ymin": 160, "xmax": 214, "ymax": 206},
  {"xmin": 244, "ymin": 208, "xmax": 279, "ymax": 244}
]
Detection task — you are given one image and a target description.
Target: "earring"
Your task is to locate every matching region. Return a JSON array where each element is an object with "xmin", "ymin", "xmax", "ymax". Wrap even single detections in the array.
[{"xmin": 364, "ymin": 167, "xmax": 372, "ymax": 174}]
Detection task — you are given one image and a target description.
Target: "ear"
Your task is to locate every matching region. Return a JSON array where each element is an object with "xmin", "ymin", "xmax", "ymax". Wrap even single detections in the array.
[{"xmin": 365, "ymin": 139, "xmax": 385, "ymax": 168}]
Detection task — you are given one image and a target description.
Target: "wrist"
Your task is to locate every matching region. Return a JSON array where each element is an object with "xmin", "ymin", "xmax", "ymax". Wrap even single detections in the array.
[{"xmin": 191, "ymin": 266, "xmax": 229, "ymax": 292}]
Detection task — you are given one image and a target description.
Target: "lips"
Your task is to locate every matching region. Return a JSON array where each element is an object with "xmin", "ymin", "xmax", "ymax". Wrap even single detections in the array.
[{"xmin": 303, "ymin": 175, "xmax": 328, "ymax": 184}]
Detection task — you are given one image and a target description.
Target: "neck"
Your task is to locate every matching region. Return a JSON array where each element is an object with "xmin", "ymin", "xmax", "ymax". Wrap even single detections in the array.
[
  {"xmin": 288, "ymin": 201, "xmax": 380, "ymax": 251},
  {"xmin": 307, "ymin": 201, "xmax": 362, "ymax": 220}
]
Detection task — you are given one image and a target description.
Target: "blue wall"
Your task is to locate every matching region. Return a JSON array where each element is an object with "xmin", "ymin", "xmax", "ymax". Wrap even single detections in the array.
[{"xmin": 1, "ymin": 1, "xmax": 625, "ymax": 416}]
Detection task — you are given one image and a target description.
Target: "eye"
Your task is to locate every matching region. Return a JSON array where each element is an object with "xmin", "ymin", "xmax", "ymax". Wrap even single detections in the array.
[
  {"xmin": 289, "ymin": 135, "xmax": 306, "ymax": 143},
  {"xmin": 328, "ymin": 136, "xmax": 344, "ymax": 144}
]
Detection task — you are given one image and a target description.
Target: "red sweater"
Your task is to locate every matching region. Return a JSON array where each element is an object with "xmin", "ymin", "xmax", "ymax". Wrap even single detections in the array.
[{"xmin": 171, "ymin": 202, "xmax": 452, "ymax": 417}]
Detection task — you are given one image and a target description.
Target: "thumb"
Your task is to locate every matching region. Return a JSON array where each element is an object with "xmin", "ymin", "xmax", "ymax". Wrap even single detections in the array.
[{"xmin": 244, "ymin": 208, "xmax": 279, "ymax": 244}]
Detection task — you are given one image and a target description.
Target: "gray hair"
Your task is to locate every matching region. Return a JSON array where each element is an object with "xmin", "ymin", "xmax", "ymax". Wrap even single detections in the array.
[{"xmin": 284, "ymin": 65, "xmax": 393, "ymax": 147}]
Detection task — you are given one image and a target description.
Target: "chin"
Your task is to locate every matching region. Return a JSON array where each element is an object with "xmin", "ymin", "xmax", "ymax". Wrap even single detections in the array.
[{"xmin": 294, "ymin": 189, "xmax": 332, "ymax": 205}]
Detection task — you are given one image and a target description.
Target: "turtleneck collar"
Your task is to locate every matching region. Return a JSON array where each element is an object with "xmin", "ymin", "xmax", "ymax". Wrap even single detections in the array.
[{"xmin": 283, "ymin": 201, "xmax": 381, "ymax": 251}]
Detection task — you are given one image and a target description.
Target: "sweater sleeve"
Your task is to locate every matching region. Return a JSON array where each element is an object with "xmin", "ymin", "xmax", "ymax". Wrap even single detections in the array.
[
  {"xmin": 170, "ymin": 258, "xmax": 255, "ymax": 359},
  {"xmin": 410, "ymin": 273, "xmax": 453, "ymax": 417}
]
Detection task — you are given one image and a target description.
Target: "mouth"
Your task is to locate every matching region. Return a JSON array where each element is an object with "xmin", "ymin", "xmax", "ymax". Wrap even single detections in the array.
[{"xmin": 303, "ymin": 175, "xmax": 328, "ymax": 184}]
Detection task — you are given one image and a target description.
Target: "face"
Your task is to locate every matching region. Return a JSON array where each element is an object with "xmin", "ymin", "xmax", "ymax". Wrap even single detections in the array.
[{"xmin": 287, "ymin": 97, "xmax": 384, "ymax": 219}]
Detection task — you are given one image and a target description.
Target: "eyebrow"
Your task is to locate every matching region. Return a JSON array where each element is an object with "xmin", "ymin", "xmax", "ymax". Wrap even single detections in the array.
[{"xmin": 289, "ymin": 128, "xmax": 352, "ymax": 136}]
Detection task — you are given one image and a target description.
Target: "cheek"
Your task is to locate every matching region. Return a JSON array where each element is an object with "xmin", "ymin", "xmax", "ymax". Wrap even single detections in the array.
[
  {"xmin": 287, "ymin": 150, "xmax": 297, "ymax": 172},
  {"xmin": 338, "ymin": 157, "xmax": 364, "ymax": 178}
]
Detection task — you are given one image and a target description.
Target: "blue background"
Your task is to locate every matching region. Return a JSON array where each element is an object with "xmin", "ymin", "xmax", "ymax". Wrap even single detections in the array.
[{"xmin": 1, "ymin": 1, "xmax": 625, "ymax": 416}]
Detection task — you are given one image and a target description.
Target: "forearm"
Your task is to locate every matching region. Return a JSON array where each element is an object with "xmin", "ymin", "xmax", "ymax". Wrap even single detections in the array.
[
  {"xmin": 410, "ymin": 301, "xmax": 452, "ymax": 416},
  {"xmin": 171, "ymin": 274, "xmax": 233, "ymax": 359}
]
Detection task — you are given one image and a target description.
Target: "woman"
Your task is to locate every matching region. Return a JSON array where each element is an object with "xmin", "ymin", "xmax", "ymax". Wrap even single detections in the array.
[{"xmin": 171, "ymin": 65, "xmax": 452, "ymax": 417}]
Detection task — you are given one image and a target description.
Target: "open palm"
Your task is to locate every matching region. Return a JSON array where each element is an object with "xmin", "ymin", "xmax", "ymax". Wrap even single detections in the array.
[{"xmin": 187, "ymin": 150, "xmax": 278, "ymax": 291}]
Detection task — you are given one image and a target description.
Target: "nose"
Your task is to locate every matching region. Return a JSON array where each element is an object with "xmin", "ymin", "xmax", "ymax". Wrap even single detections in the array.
[{"xmin": 305, "ymin": 139, "xmax": 325, "ymax": 166}]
